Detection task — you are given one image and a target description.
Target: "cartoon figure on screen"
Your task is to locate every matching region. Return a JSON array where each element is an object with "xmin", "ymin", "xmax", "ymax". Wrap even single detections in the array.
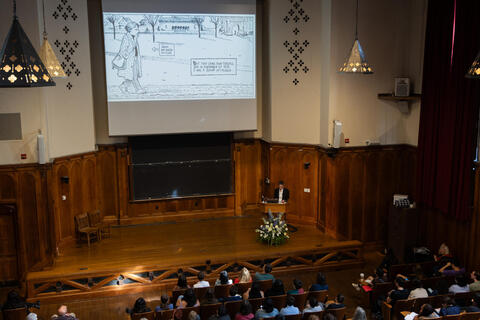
[{"xmin": 112, "ymin": 21, "xmax": 145, "ymax": 94}]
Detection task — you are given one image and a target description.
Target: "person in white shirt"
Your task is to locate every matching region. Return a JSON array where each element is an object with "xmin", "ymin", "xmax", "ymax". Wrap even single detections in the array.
[
  {"xmin": 193, "ymin": 271, "xmax": 210, "ymax": 288},
  {"xmin": 408, "ymin": 279, "xmax": 428, "ymax": 299},
  {"xmin": 449, "ymin": 275, "xmax": 470, "ymax": 294}
]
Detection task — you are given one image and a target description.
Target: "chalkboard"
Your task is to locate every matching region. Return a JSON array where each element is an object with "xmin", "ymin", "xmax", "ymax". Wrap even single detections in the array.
[{"xmin": 129, "ymin": 133, "xmax": 233, "ymax": 200}]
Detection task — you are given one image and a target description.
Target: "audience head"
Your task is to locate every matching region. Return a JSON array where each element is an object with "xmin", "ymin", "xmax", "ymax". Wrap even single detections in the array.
[
  {"xmin": 308, "ymin": 296, "xmax": 318, "ymax": 308},
  {"xmin": 58, "ymin": 305, "xmax": 68, "ymax": 316},
  {"xmin": 178, "ymin": 273, "xmax": 188, "ymax": 288},
  {"xmin": 188, "ymin": 311, "xmax": 198, "ymax": 320},
  {"xmin": 183, "ymin": 288, "xmax": 197, "ymax": 307},
  {"xmin": 438, "ymin": 243, "xmax": 450, "ymax": 256},
  {"xmin": 336, "ymin": 294, "xmax": 344, "ymax": 304},
  {"xmin": 263, "ymin": 298, "xmax": 275, "ymax": 313},
  {"xmin": 229, "ymin": 285, "xmax": 238, "ymax": 297},
  {"xmin": 239, "ymin": 267, "xmax": 251, "ymax": 283},
  {"xmin": 323, "ymin": 313, "xmax": 336, "ymax": 320},
  {"xmin": 455, "ymin": 275, "xmax": 468, "ymax": 287},
  {"xmin": 161, "ymin": 294, "xmax": 170, "ymax": 304},
  {"xmin": 316, "ymin": 272, "xmax": 327, "ymax": 285},
  {"xmin": 204, "ymin": 288, "xmax": 215, "ymax": 301},
  {"xmin": 251, "ymin": 281, "xmax": 262, "ymax": 295},
  {"xmin": 394, "ymin": 276, "xmax": 405, "ymax": 288},
  {"xmin": 293, "ymin": 279, "xmax": 303, "ymax": 290},
  {"xmin": 443, "ymin": 297, "xmax": 455, "ymax": 307},
  {"xmin": 308, "ymin": 315, "xmax": 320, "ymax": 320},
  {"xmin": 239, "ymin": 300, "xmax": 253, "ymax": 315},
  {"xmin": 419, "ymin": 304, "xmax": 435, "ymax": 317},
  {"xmin": 26, "ymin": 313, "xmax": 38, "ymax": 320},
  {"xmin": 471, "ymin": 271, "xmax": 480, "ymax": 282},
  {"xmin": 352, "ymin": 307, "xmax": 366, "ymax": 320},
  {"xmin": 286, "ymin": 295, "xmax": 295, "ymax": 306},
  {"xmin": 272, "ymin": 279, "xmax": 285, "ymax": 293},
  {"xmin": 198, "ymin": 272, "xmax": 205, "ymax": 281},
  {"xmin": 264, "ymin": 264, "xmax": 273, "ymax": 274},
  {"xmin": 412, "ymin": 279, "xmax": 423, "ymax": 289},
  {"xmin": 219, "ymin": 271, "xmax": 229, "ymax": 285},
  {"xmin": 375, "ymin": 268, "xmax": 385, "ymax": 279},
  {"xmin": 133, "ymin": 297, "xmax": 147, "ymax": 312}
]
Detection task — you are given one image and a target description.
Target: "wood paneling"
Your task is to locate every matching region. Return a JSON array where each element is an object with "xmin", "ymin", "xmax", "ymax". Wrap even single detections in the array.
[{"xmin": 0, "ymin": 205, "xmax": 18, "ymax": 281}]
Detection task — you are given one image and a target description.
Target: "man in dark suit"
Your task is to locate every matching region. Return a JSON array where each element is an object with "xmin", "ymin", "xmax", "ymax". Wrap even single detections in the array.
[{"xmin": 274, "ymin": 180, "xmax": 289, "ymax": 203}]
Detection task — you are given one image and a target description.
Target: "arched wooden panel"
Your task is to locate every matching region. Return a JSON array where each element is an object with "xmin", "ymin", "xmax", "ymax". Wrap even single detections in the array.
[
  {"xmin": 0, "ymin": 173, "xmax": 16, "ymax": 200},
  {"xmin": 363, "ymin": 152, "xmax": 381, "ymax": 243},
  {"xmin": 56, "ymin": 164, "xmax": 72, "ymax": 240},
  {"xmin": 19, "ymin": 173, "xmax": 41, "ymax": 268},
  {"xmin": 299, "ymin": 150, "xmax": 318, "ymax": 222},
  {"xmin": 98, "ymin": 151, "xmax": 117, "ymax": 218},
  {"xmin": 335, "ymin": 154, "xmax": 351, "ymax": 239},
  {"xmin": 83, "ymin": 159, "xmax": 97, "ymax": 213},
  {"xmin": 71, "ymin": 162, "xmax": 83, "ymax": 218},
  {"xmin": 349, "ymin": 153, "xmax": 365, "ymax": 241}
]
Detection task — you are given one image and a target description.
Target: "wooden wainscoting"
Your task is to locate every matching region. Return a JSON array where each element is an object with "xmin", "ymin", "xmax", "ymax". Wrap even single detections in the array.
[{"xmin": 0, "ymin": 164, "xmax": 54, "ymax": 282}]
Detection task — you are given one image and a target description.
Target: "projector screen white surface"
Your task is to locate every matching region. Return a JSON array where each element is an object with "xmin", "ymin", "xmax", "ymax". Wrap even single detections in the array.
[{"xmin": 101, "ymin": 0, "xmax": 257, "ymax": 136}]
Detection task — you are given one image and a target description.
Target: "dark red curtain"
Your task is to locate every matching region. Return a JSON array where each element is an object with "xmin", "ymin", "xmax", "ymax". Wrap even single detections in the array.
[{"xmin": 417, "ymin": 0, "xmax": 480, "ymax": 220}]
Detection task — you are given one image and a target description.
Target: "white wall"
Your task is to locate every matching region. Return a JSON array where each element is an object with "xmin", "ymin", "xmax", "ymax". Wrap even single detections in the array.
[{"xmin": 0, "ymin": 0, "xmax": 96, "ymax": 165}]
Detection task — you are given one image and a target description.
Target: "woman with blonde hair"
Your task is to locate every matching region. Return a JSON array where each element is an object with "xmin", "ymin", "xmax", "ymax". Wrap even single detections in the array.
[{"xmin": 238, "ymin": 267, "xmax": 252, "ymax": 283}]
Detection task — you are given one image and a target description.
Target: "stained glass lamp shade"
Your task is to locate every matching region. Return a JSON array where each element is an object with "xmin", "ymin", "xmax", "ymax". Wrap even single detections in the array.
[
  {"xmin": 0, "ymin": 3, "xmax": 55, "ymax": 87},
  {"xmin": 39, "ymin": 0, "xmax": 65, "ymax": 78},
  {"xmin": 466, "ymin": 51, "xmax": 480, "ymax": 78},
  {"xmin": 338, "ymin": 0, "xmax": 373, "ymax": 74}
]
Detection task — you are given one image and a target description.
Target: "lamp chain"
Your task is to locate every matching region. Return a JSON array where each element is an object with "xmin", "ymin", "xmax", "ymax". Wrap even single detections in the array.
[
  {"xmin": 13, "ymin": 0, "xmax": 17, "ymax": 18},
  {"xmin": 355, "ymin": 0, "xmax": 359, "ymax": 39},
  {"xmin": 42, "ymin": 0, "xmax": 47, "ymax": 39}
]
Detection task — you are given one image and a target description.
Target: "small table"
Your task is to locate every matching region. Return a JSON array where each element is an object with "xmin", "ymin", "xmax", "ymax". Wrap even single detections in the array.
[{"xmin": 260, "ymin": 202, "xmax": 287, "ymax": 214}]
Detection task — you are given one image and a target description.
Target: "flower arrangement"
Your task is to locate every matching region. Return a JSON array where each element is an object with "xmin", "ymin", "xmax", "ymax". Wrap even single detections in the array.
[{"xmin": 255, "ymin": 210, "xmax": 289, "ymax": 245}]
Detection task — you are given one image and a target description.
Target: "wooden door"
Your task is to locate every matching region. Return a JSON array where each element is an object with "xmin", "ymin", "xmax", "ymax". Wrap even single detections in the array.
[{"xmin": 0, "ymin": 204, "xmax": 19, "ymax": 282}]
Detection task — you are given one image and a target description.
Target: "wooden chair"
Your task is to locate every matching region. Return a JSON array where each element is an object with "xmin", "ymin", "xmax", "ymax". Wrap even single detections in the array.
[
  {"xmin": 270, "ymin": 295, "xmax": 287, "ymax": 310},
  {"xmin": 257, "ymin": 280, "xmax": 274, "ymax": 293},
  {"xmin": 394, "ymin": 299, "xmax": 414, "ymax": 319},
  {"xmin": 421, "ymin": 276, "xmax": 444, "ymax": 290},
  {"xmin": 308, "ymin": 290, "xmax": 328, "ymax": 304},
  {"xmin": 454, "ymin": 292, "xmax": 475, "ymax": 307},
  {"xmin": 200, "ymin": 303, "xmax": 221, "ymax": 320},
  {"xmin": 248, "ymin": 298, "xmax": 265, "ymax": 312},
  {"xmin": 194, "ymin": 286, "xmax": 211, "ymax": 301},
  {"xmin": 381, "ymin": 302, "xmax": 392, "ymax": 320},
  {"xmin": 214, "ymin": 284, "xmax": 232, "ymax": 299},
  {"xmin": 156, "ymin": 309, "xmax": 175, "ymax": 320},
  {"xmin": 291, "ymin": 292, "xmax": 308, "ymax": 311},
  {"xmin": 444, "ymin": 315, "xmax": 462, "ymax": 320},
  {"xmin": 2, "ymin": 307, "xmax": 27, "ymax": 320},
  {"xmin": 432, "ymin": 294, "xmax": 455, "ymax": 308},
  {"xmin": 285, "ymin": 314, "xmax": 302, "ymax": 320},
  {"xmin": 172, "ymin": 289, "xmax": 187, "ymax": 304},
  {"xmin": 412, "ymin": 296, "xmax": 434, "ymax": 313},
  {"xmin": 132, "ymin": 311, "xmax": 155, "ymax": 320},
  {"xmin": 461, "ymin": 312, "xmax": 480, "ymax": 320},
  {"xmin": 326, "ymin": 307, "xmax": 346, "ymax": 320},
  {"xmin": 181, "ymin": 306, "xmax": 200, "ymax": 320},
  {"xmin": 225, "ymin": 300, "xmax": 243, "ymax": 319},
  {"xmin": 302, "ymin": 311, "xmax": 324, "ymax": 320},
  {"xmin": 237, "ymin": 282, "xmax": 252, "ymax": 295},
  {"xmin": 75, "ymin": 213, "xmax": 99, "ymax": 247},
  {"xmin": 88, "ymin": 210, "xmax": 110, "ymax": 239}
]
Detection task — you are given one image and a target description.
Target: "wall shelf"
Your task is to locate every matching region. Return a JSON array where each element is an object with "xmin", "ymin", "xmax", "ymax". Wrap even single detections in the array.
[{"xmin": 377, "ymin": 93, "xmax": 421, "ymax": 114}]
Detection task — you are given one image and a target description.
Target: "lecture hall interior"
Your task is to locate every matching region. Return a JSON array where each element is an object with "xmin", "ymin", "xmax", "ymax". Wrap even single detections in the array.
[{"xmin": 1, "ymin": 0, "xmax": 480, "ymax": 319}]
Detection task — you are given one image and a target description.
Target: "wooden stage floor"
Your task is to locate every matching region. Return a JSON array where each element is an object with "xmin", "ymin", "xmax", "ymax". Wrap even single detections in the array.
[{"xmin": 27, "ymin": 215, "xmax": 364, "ymax": 301}]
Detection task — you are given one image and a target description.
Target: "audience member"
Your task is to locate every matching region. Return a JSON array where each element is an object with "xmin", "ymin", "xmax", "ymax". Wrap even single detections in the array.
[
  {"xmin": 236, "ymin": 267, "xmax": 252, "ymax": 284},
  {"xmin": 155, "ymin": 294, "xmax": 173, "ymax": 312},
  {"xmin": 235, "ymin": 300, "xmax": 254, "ymax": 320},
  {"xmin": 2, "ymin": 290, "xmax": 26, "ymax": 310},
  {"xmin": 303, "ymin": 297, "xmax": 324, "ymax": 315},
  {"xmin": 53, "ymin": 305, "xmax": 78, "ymax": 320},
  {"xmin": 255, "ymin": 298, "xmax": 279, "ymax": 319},
  {"xmin": 307, "ymin": 315, "xmax": 320, "ymax": 320},
  {"xmin": 287, "ymin": 279, "xmax": 304, "ymax": 295},
  {"xmin": 174, "ymin": 273, "xmax": 190, "ymax": 291},
  {"xmin": 326, "ymin": 294, "xmax": 345, "ymax": 310},
  {"xmin": 323, "ymin": 313, "xmax": 336, "ymax": 320},
  {"xmin": 202, "ymin": 288, "xmax": 219, "ymax": 305},
  {"xmin": 255, "ymin": 264, "xmax": 275, "ymax": 281},
  {"xmin": 265, "ymin": 279, "xmax": 285, "ymax": 297},
  {"xmin": 449, "ymin": 275, "xmax": 470, "ymax": 294},
  {"xmin": 415, "ymin": 304, "xmax": 439, "ymax": 319},
  {"xmin": 387, "ymin": 277, "xmax": 410, "ymax": 305},
  {"xmin": 189, "ymin": 311, "xmax": 201, "ymax": 320},
  {"xmin": 439, "ymin": 261, "xmax": 465, "ymax": 277},
  {"xmin": 439, "ymin": 297, "xmax": 461, "ymax": 316},
  {"xmin": 126, "ymin": 298, "xmax": 151, "ymax": 315},
  {"xmin": 309, "ymin": 272, "xmax": 328, "ymax": 291},
  {"xmin": 470, "ymin": 272, "xmax": 480, "ymax": 292},
  {"xmin": 465, "ymin": 293, "xmax": 480, "ymax": 313},
  {"xmin": 434, "ymin": 243, "xmax": 453, "ymax": 265},
  {"xmin": 178, "ymin": 288, "xmax": 200, "ymax": 308},
  {"xmin": 244, "ymin": 281, "xmax": 264, "ymax": 300},
  {"xmin": 352, "ymin": 307, "xmax": 367, "ymax": 320},
  {"xmin": 408, "ymin": 279, "xmax": 428, "ymax": 299},
  {"xmin": 216, "ymin": 271, "xmax": 233, "ymax": 285},
  {"xmin": 218, "ymin": 304, "xmax": 232, "ymax": 320},
  {"xmin": 378, "ymin": 248, "xmax": 398, "ymax": 271},
  {"xmin": 194, "ymin": 272, "xmax": 210, "ymax": 288},
  {"xmin": 220, "ymin": 285, "xmax": 242, "ymax": 302},
  {"xmin": 279, "ymin": 295, "xmax": 300, "ymax": 316},
  {"xmin": 26, "ymin": 313, "xmax": 38, "ymax": 320}
]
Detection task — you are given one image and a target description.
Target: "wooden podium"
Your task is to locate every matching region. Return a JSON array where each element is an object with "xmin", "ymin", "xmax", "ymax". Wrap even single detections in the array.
[{"xmin": 261, "ymin": 202, "xmax": 287, "ymax": 214}]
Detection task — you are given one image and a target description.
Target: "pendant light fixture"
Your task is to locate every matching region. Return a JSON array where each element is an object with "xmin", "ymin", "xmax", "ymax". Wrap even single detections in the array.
[
  {"xmin": 39, "ymin": 0, "xmax": 66, "ymax": 78},
  {"xmin": 466, "ymin": 51, "xmax": 480, "ymax": 78},
  {"xmin": 0, "ymin": 0, "xmax": 55, "ymax": 87},
  {"xmin": 338, "ymin": 0, "xmax": 373, "ymax": 74}
]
